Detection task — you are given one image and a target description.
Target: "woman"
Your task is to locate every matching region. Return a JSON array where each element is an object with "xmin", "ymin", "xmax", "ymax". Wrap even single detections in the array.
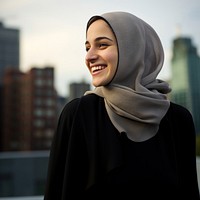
[{"xmin": 44, "ymin": 11, "xmax": 200, "ymax": 199}]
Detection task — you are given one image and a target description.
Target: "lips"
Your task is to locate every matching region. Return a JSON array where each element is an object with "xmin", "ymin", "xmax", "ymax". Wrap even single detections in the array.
[{"xmin": 91, "ymin": 65, "xmax": 106, "ymax": 73}]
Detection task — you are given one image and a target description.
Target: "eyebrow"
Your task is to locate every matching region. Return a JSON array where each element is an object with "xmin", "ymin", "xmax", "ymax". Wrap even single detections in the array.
[{"xmin": 85, "ymin": 36, "xmax": 113, "ymax": 45}]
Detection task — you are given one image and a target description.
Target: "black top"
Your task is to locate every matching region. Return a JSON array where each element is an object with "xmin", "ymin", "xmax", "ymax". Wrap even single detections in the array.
[{"xmin": 44, "ymin": 94, "xmax": 200, "ymax": 199}]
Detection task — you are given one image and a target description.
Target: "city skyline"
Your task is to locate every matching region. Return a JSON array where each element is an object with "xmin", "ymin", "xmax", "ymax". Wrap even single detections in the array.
[{"xmin": 0, "ymin": 0, "xmax": 200, "ymax": 96}]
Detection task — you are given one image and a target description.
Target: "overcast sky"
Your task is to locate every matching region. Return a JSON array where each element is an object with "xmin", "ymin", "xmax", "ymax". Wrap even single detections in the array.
[{"xmin": 0, "ymin": 0, "xmax": 200, "ymax": 96}]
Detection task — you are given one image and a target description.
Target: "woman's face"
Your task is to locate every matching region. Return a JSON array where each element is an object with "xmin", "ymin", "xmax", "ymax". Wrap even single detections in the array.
[{"xmin": 85, "ymin": 19, "xmax": 118, "ymax": 87}]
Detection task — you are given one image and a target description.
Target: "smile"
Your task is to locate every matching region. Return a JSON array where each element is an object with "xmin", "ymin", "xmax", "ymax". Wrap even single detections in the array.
[{"xmin": 91, "ymin": 66, "xmax": 106, "ymax": 73}]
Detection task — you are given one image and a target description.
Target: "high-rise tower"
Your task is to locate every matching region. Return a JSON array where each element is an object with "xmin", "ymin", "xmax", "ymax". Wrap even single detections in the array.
[
  {"xmin": 171, "ymin": 37, "xmax": 200, "ymax": 134},
  {"xmin": 0, "ymin": 22, "xmax": 20, "ymax": 84},
  {"xmin": 0, "ymin": 22, "xmax": 20, "ymax": 148}
]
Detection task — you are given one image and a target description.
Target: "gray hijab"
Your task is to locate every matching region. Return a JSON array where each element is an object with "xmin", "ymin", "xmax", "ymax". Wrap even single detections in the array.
[{"xmin": 85, "ymin": 11, "xmax": 171, "ymax": 142}]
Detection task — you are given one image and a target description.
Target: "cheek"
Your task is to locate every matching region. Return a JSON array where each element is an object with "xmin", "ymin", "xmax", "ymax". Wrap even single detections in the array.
[
  {"xmin": 105, "ymin": 51, "xmax": 118, "ymax": 64},
  {"xmin": 107, "ymin": 52, "xmax": 118, "ymax": 73},
  {"xmin": 105, "ymin": 55, "xmax": 118, "ymax": 83}
]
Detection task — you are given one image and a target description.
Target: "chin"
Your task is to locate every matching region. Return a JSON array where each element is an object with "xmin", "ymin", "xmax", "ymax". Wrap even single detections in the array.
[
  {"xmin": 92, "ymin": 80, "xmax": 101, "ymax": 87},
  {"xmin": 92, "ymin": 79, "xmax": 109, "ymax": 87},
  {"xmin": 92, "ymin": 83, "xmax": 100, "ymax": 87}
]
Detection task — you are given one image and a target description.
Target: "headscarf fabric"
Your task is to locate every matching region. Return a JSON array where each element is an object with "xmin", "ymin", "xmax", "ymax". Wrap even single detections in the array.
[{"xmin": 85, "ymin": 11, "xmax": 171, "ymax": 142}]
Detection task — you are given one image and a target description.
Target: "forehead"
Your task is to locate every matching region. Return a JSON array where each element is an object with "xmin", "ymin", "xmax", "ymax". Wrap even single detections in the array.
[{"xmin": 86, "ymin": 19, "xmax": 114, "ymax": 39}]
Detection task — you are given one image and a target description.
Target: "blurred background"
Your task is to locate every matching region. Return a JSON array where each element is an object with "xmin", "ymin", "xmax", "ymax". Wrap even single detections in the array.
[{"xmin": 0, "ymin": 0, "xmax": 200, "ymax": 199}]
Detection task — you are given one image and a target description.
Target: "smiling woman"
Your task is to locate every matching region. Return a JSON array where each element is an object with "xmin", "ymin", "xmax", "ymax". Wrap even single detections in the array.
[{"xmin": 44, "ymin": 11, "xmax": 200, "ymax": 200}]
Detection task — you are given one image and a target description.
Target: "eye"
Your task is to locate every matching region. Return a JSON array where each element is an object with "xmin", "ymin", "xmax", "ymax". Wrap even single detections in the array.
[
  {"xmin": 85, "ymin": 46, "xmax": 90, "ymax": 52},
  {"xmin": 99, "ymin": 43, "xmax": 108, "ymax": 49}
]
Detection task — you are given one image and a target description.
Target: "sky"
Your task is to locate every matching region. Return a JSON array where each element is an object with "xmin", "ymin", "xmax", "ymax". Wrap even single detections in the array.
[{"xmin": 0, "ymin": 0, "xmax": 200, "ymax": 96}]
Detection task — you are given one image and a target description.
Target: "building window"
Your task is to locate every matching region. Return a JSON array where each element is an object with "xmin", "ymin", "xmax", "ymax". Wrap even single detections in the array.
[
  {"xmin": 46, "ymin": 109, "xmax": 54, "ymax": 117},
  {"xmin": 34, "ymin": 119, "xmax": 44, "ymax": 128},
  {"xmin": 34, "ymin": 78, "xmax": 44, "ymax": 86},
  {"xmin": 34, "ymin": 108, "xmax": 43, "ymax": 117}
]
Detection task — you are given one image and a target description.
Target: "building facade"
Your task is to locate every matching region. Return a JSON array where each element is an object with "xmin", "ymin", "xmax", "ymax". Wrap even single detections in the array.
[
  {"xmin": 0, "ymin": 22, "xmax": 20, "ymax": 85},
  {"xmin": 0, "ymin": 22, "xmax": 20, "ymax": 149},
  {"xmin": 1, "ymin": 67, "xmax": 58, "ymax": 151},
  {"xmin": 68, "ymin": 81, "xmax": 91, "ymax": 101},
  {"xmin": 171, "ymin": 37, "xmax": 200, "ymax": 134},
  {"xmin": 1, "ymin": 69, "xmax": 25, "ymax": 151}
]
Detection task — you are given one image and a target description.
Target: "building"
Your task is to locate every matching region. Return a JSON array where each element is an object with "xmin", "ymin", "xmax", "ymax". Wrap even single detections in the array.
[
  {"xmin": 0, "ymin": 22, "xmax": 20, "ymax": 149},
  {"xmin": 171, "ymin": 37, "xmax": 200, "ymax": 134},
  {"xmin": 24, "ymin": 67, "xmax": 58, "ymax": 150},
  {"xmin": 0, "ymin": 22, "xmax": 20, "ymax": 85},
  {"xmin": 1, "ymin": 69, "xmax": 25, "ymax": 151},
  {"xmin": 68, "ymin": 81, "xmax": 91, "ymax": 101},
  {"xmin": 1, "ymin": 66, "xmax": 58, "ymax": 151}
]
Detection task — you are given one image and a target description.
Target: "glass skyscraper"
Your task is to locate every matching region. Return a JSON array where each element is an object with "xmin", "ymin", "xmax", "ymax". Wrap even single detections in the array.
[
  {"xmin": 0, "ymin": 22, "xmax": 20, "ymax": 85},
  {"xmin": 171, "ymin": 37, "xmax": 200, "ymax": 134}
]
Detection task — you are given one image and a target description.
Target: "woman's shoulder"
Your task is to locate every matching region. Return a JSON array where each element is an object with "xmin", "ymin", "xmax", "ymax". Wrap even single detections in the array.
[
  {"xmin": 80, "ymin": 93, "xmax": 103, "ymax": 103},
  {"xmin": 62, "ymin": 94, "xmax": 103, "ymax": 114},
  {"xmin": 169, "ymin": 101, "xmax": 193, "ymax": 119},
  {"xmin": 167, "ymin": 101, "xmax": 195, "ymax": 132},
  {"xmin": 62, "ymin": 97, "xmax": 80, "ymax": 114}
]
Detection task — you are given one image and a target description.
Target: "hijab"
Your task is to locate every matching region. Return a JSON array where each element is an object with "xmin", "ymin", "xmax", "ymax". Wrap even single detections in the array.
[{"xmin": 85, "ymin": 11, "xmax": 171, "ymax": 142}]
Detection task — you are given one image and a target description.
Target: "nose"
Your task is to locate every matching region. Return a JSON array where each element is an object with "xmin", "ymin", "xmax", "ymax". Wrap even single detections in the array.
[{"xmin": 85, "ymin": 48, "xmax": 98, "ymax": 63}]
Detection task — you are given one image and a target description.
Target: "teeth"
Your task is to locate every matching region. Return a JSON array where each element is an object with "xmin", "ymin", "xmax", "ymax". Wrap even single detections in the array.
[{"xmin": 91, "ymin": 66, "xmax": 105, "ymax": 73}]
